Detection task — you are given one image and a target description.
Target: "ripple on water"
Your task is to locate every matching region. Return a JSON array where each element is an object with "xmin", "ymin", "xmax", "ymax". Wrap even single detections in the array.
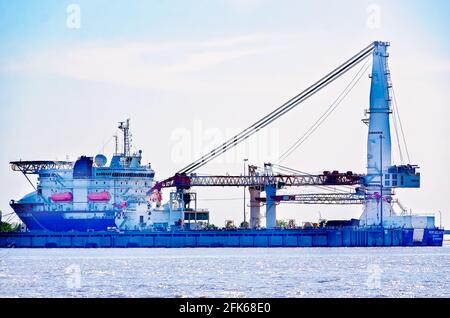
[{"xmin": 0, "ymin": 247, "xmax": 449, "ymax": 297}]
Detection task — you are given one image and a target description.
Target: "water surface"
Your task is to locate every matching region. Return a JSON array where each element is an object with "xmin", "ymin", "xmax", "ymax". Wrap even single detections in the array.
[{"xmin": 1, "ymin": 245, "xmax": 449, "ymax": 297}]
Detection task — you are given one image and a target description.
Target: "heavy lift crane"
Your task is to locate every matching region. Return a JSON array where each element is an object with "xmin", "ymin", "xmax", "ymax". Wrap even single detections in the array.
[{"xmin": 150, "ymin": 41, "xmax": 421, "ymax": 229}]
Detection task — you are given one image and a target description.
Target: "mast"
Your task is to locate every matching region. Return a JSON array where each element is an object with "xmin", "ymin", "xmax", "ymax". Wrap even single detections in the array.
[
  {"xmin": 114, "ymin": 134, "xmax": 119, "ymax": 155},
  {"xmin": 118, "ymin": 119, "xmax": 131, "ymax": 156}
]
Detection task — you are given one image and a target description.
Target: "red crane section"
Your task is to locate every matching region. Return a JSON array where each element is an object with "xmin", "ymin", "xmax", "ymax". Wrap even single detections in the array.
[{"xmin": 150, "ymin": 171, "xmax": 363, "ymax": 192}]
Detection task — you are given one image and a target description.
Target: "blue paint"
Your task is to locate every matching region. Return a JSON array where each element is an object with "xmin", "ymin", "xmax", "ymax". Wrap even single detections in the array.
[
  {"xmin": 73, "ymin": 156, "xmax": 93, "ymax": 178},
  {"xmin": 10, "ymin": 203, "xmax": 116, "ymax": 231},
  {"xmin": 1, "ymin": 228, "xmax": 443, "ymax": 248}
]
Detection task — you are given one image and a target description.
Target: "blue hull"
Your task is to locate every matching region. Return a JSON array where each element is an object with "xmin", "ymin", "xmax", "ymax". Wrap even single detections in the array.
[
  {"xmin": 11, "ymin": 203, "xmax": 116, "ymax": 232},
  {"xmin": 0, "ymin": 228, "xmax": 444, "ymax": 248}
]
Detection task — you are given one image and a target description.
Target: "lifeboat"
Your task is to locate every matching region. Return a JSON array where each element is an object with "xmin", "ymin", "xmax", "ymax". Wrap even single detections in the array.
[
  {"xmin": 113, "ymin": 201, "xmax": 127, "ymax": 209},
  {"xmin": 87, "ymin": 191, "xmax": 111, "ymax": 202},
  {"xmin": 50, "ymin": 192, "xmax": 73, "ymax": 202}
]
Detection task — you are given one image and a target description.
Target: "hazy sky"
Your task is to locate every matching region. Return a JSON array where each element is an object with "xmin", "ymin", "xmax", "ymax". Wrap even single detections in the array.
[{"xmin": 0, "ymin": 0, "xmax": 449, "ymax": 228}]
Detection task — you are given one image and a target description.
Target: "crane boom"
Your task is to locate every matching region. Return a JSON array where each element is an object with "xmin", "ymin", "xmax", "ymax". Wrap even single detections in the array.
[
  {"xmin": 151, "ymin": 171, "xmax": 362, "ymax": 191},
  {"xmin": 257, "ymin": 193, "xmax": 367, "ymax": 205},
  {"xmin": 256, "ymin": 192, "xmax": 393, "ymax": 205}
]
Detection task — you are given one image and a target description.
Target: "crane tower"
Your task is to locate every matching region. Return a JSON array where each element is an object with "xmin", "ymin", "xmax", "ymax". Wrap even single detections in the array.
[{"xmin": 360, "ymin": 42, "xmax": 420, "ymax": 227}]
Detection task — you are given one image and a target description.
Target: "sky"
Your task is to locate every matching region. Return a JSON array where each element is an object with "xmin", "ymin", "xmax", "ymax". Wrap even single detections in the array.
[{"xmin": 0, "ymin": 0, "xmax": 449, "ymax": 228}]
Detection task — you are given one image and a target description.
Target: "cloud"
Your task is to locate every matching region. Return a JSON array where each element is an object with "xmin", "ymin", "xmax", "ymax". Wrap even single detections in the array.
[
  {"xmin": 165, "ymin": 47, "xmax": 267, "ymax": 73},
  {"xmin": 0, "ymin": 34, "xmax": 275, "ymax": 92}
]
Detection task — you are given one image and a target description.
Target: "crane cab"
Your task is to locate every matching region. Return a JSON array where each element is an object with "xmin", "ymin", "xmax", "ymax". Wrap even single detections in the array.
[{"xmin": 384, "ymin": 164, "xmax": 420, "ymax": 188}]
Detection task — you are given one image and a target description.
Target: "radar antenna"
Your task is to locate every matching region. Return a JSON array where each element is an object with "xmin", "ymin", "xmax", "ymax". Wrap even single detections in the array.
[{"xmin": 118, "ymin": 119, "xmax": 132, "ymax": 156}]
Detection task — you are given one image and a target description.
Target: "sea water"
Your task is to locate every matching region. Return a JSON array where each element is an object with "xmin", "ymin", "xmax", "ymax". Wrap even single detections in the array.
[{"xmin": 1, "ymin": 245, "xmax": 449, "ymax": 298}]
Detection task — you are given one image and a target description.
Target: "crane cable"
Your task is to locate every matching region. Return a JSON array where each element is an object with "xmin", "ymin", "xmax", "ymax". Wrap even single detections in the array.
[
  {"xmin": 2, "ymin": 213, "xmax": 18, "ymax": 224},
  {"xmin": 374, "ymin": 54, "xmax": 405, "ymax": 164},
  {"xmin": 177, "ymin": 43, "xmax": 376, "ymax": 175},
  {"xmin": 271, "ymin": 164, "xmax": 356, "ymax": 194},
  {"xmin": 275, "ymin": 57, "xmax": 371, "ymax": 164},
  {"xmin": 391, "ymin": 85, "xmax": 411, "ymax": 163},
  {"xmin": 375, "ymin": 53, "xmax": 411, "ymax": 164},
  {"xmin": 250, "ymin": 164, "xmax": 355, "ymax": 194},
  {"xmin": 391, "ymin": 97, "xmax": 404, "ymax": 164}
]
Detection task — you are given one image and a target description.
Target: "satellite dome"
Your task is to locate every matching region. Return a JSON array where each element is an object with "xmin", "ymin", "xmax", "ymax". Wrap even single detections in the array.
[{"xmin": 94, "ymin": 154, "xmax": 107, "ymax": 167}]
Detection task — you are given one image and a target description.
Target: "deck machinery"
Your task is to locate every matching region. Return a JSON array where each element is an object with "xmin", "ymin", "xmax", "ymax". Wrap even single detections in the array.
[{"xmin": 151, "ymin": 41, "xmax": 431, "ymax": 231}]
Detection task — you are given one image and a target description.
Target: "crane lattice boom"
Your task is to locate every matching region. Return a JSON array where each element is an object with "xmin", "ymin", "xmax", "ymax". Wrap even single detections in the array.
[{"xmin": 151, "ymin": 171, "xmax": 362, "ymax": 191}]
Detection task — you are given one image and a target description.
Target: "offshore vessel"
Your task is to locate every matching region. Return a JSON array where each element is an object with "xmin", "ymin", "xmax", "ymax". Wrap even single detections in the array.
[
  {"xmin": 2, "ymin": 41, "xmax": 444, "ymax": 248},
  {"xmin": 9, "ymin": 119, "xmax": 209, "ymax": 232}
]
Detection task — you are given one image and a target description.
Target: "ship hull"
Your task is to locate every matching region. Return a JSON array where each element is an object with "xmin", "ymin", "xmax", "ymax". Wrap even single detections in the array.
[
  {"xmin": 0, "ymin": 228, "xmax": 444, "ymax": 248},
  {"xmin": 10, "ymin": 203, "xmax": 116, "ymax": 232}
]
